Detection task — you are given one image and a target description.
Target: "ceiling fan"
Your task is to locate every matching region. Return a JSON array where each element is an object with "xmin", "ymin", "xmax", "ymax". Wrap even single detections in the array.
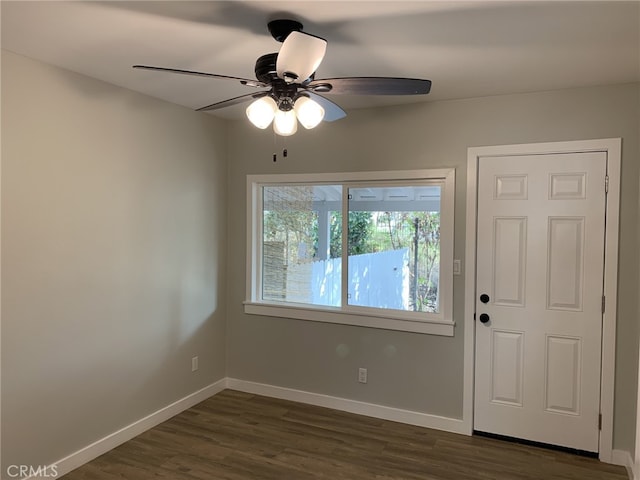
[{"xmin": 134, "ymin": 19, "xmax": 432, "ymax": 136}]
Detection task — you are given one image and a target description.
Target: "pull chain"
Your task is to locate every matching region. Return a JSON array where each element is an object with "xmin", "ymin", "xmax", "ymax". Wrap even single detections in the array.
[
  {"xmin": 272, "ymin": 129, "xmax": 278, "ymax": 162},
  {"xmin": 271, "ymin": 132, "xmax": 289, "ymax": 162}
]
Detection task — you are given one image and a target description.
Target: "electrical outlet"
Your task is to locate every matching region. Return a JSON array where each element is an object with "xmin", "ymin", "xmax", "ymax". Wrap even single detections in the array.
[
  {"xmin": 358, "ymin": 367, "xmax": 367, "ymax": 384},
  {"xmin": 191, "ymin": 356, "xmax": 199, "ymax": 372}
]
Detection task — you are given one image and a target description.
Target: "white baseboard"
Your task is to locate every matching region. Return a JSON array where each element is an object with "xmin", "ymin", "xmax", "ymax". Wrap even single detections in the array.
[
  {"xmin": 35, "ymin": 377, "xmax": 627, "ymax": 480},
  {"xmin": 225, "ymin": 378, "xmax": 467, "ymax": 435},
  {"xmin": 611, "ymin": 449, "xmax": 636, "ymax": 480},
  {"xmin": 38, "ymin": 379, "xmax": 226, "ymax": 480},
  {"xmin": 27, "ymin": 377, "xmax": 464, "ymax": 479}
]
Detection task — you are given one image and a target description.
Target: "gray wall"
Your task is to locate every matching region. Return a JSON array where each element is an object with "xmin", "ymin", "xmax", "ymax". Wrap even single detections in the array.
[
  {"xmin": 226, "ymin": 83, "xmax": 639, "ymax": 454},
  {"xmin": 2, "ymin": 48, "xmax": 638, "ymax": 471},
  {"xmin": 1, "ymin": 51, "xmax": 228, "ymax": 470}
]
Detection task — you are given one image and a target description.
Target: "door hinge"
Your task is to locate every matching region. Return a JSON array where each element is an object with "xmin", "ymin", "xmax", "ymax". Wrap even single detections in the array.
[
  {"xmin": 598, "ymin": 413, "xmax": 602, "ymax": 430},
  {"xmin": 605, "ymin": 175, "xmax": 609, "ymax": 193},
  {"xmin": 602, "ymin": 295, "xmax": 606, "ymax": 314}
]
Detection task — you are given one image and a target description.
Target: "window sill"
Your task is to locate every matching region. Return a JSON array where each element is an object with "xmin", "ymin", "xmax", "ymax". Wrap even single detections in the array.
[{"xmin": 243, "ymin": 302, "xmax": 455, "ymax": 336}]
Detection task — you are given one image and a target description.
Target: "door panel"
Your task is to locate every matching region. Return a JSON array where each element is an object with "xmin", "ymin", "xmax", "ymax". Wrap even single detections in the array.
[
  {"xmin": 474, "ymin": 152, "xmax": 606, "ymax": 453},
  {"xmin": 545, "ymin": 335, "xmax": 581, "ymax": 415},
  {"xmin": 491, "ymin": 329, "xmax": 524, "ymax": 406},
  {"xmin": 546, "ymin": 217, "xmax": 584, "ymax": 310},
  {"xmin": 493, "ymin": 217, "xmax": 527, "ymax": 306}
]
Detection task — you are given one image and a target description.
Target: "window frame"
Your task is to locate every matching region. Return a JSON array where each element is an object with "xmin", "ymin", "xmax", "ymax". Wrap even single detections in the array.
[{"xmin": 245, "ymin": 168, "xmax": 455, "ymax": 336}]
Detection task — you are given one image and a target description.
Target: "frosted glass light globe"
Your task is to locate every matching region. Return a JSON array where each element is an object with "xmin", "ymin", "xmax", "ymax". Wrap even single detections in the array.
[
  {"xmin": 246, "ymin": 97, "xmax": 277, "ymax": 129},
  {"xmin": 294, "ymin": 96, "xmax": 325, "ymax": 129},
  {"xmin": 273, "ymin": 109, "xmax": 298, "ymax": 136}
]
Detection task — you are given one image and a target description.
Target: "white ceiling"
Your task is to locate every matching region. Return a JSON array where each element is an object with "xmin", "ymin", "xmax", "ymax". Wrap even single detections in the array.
[{"xmin": 2, "ymin": 1, "xmax": 639, "ymax": 119}]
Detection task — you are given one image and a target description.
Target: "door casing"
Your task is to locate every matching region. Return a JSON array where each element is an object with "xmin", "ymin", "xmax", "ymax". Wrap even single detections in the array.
[{"xmin": 463, "ymin": 139, "xmax": 621, "ymax": 462}]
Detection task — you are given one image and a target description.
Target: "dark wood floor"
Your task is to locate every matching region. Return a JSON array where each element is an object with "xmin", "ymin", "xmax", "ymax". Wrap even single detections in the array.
[{"xmin": 61, "ymin": 389, "xmax": 628, "ymax": 479}]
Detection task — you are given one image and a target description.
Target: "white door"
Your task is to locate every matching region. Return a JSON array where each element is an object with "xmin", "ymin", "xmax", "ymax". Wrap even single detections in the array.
[{"xmin": 474, "ymin": 152, "xmax": 607, "ymax": 452}]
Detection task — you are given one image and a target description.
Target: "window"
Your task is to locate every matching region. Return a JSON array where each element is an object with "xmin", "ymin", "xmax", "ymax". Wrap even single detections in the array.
[{"xmin": 246, "ymin": 169, "xmax": 455, "ymax": 335}]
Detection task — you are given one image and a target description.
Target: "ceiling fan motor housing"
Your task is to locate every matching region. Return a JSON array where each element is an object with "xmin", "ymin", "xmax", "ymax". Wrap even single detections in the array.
[
  {"xmin": 254, "ymin": 53, "xmax": 279, "ymax": 84},
  {"xmin": 267, "ymin": 19, "xmax": 303, "ymax": 42},
  {"xmin": 254, "ymin": 53, "xmax": 299, "ymax": 111}
]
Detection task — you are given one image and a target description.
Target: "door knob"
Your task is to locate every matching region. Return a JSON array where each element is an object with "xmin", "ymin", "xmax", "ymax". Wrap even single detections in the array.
[
  {"xmin": 480, "ymin": 294, "xmax": 490, "ymax": 304},
  {"xmin": 479, "ymin": 313, "xmax": 490, "ymax": 324}
]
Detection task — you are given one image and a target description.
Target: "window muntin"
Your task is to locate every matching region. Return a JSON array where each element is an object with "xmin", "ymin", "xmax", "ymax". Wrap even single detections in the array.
[{"xmin": 247, "ymin": 169, "xmax": 455, "ymax": 335}]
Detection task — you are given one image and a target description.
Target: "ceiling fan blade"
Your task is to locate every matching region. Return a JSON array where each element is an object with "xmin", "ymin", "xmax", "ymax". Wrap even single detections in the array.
[
  {"xmin": 197, "ymin": 91, "xmax": 270, "ymax": 112},
  {"xmin": 133, "ymin": 65, "xmax": 267, "ymax": 88},
  {"xmin": 276, "ymin": 31, "xmax": 327, "ymax": 84},
  {"xmin": 301, "ymin": 92, "xmax": 347, "ymax": 122},
  {"xmin": 307, "ymin": 77, "xmax": 432, "ymax": 96}
]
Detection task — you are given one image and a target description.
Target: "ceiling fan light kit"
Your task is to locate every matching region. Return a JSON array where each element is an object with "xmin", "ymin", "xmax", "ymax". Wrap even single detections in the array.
[
  {"xmin": 134, "ymin": 19, "xmax": 432, "ymax": 136},
  {"xmin": 246, "ymin": 94, "xmax": 325, "ymax": 132},
  {"xmin": 273, "ymin": 109, "xmax": 298, "ymax": 136},
  {"xmin": 294, "ymin": 96, "xmax": 325, "ymax": 129},
  {"xmin": 245, "ymin": 96, "xmax": 277, "ymax": 129}
]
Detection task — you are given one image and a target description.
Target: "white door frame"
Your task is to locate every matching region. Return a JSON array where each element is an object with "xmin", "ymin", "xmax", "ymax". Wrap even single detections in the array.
[
  {"xmin": 636, "ymin": 347, "xmax": 640, "ymax": 475},
  {"xmin": 463, "ymin": 138, "xmax": 621, "ymax": 462}
]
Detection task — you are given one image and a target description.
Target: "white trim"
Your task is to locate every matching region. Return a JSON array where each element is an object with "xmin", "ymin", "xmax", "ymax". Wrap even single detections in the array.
[
  {"xmin": 245, "ymin": 168, "xmax": 456, "ymax": 336},
  {"xmin": 463, "ymin": 138, "xmax": 621, "ymax": 461},
  {"xmin": 226, "ymin": 378, "xmax": 467, "ymax": 435},
  {"xmin": 636, "ymin": 317, "xmax": 640, "ymax": 479},
  {"xmin": 600, "ymin": 138, "xmax": 622, "ymax": 463},
  {"xmin": 35, "ymin": 379, "xmax": 226, "ymax": 480},
  {"xmin": 611, "ymin": 449, "xmax": 637, "ymax": 480},
  {"xmin": 244, "ymin": 302, "xmax": 454, "ymax": 336},
  {"xmin": 247, "ymin": 168, "xmax": 455, "ymax": 186},
  {"xmin": 462, "ymin": 150, "xmax": 479, "ymax": 435}
]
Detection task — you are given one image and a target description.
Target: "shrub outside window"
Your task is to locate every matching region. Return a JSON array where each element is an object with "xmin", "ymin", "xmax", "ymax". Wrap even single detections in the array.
[{"xmin": 246, "ymin": 169, "xmax": 455, "ymax": 336}]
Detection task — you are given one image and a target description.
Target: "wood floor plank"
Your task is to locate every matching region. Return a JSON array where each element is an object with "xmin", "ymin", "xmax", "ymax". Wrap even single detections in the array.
[{"xmin": 60, "ymin": 390, "xmax": 629, "ymax": 480}]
